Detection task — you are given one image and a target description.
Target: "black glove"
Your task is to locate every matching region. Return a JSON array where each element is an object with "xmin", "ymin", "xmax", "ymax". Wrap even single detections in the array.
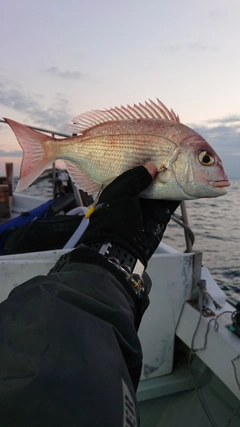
[
  {"xmin": 80, "ymin": 165, "xmax": 180, "ymax": 267},
  {"xmin": 139, "ymin": 198, "xmax": 180, "ymax": 261},
  {"xmin": 49, "ymin": 164, "xmax": 180, "ymax": 315}
]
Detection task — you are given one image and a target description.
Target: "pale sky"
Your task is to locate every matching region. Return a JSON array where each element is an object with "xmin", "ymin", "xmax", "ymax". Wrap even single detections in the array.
[{"xmin": 0, "ymin": 0, "xmax": 239, "ymax": 178}]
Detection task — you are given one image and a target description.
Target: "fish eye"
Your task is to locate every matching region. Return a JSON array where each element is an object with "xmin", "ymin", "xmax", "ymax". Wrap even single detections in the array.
[{"xmin": 198, "ymin": 150, "xmax": 215, "ymax": 166}]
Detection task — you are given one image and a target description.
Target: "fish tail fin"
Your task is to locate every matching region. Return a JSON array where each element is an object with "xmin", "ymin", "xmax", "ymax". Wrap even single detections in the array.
[{"xmin": 4, "ymin": 118, "xmax": 56, "ymax": 192}]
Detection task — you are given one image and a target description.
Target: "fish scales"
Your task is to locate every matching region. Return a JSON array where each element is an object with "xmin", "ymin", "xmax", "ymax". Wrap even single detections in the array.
[{"xmin": 54, "ymin": 123, "xmax": 176, "ymax": 184}]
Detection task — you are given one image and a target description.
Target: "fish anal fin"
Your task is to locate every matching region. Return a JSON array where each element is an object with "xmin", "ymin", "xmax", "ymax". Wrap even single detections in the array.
[{"xmin": 64, "ymin": 161, "xmax": 102, "ymax": 195}]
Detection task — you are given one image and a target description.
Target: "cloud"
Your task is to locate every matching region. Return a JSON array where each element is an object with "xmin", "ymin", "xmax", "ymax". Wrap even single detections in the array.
[
  {"xmin": 187, "ymin": 42, "xmax": 219, "ymax": 51},
  {"xmin": 188, "ymin": 115, "xmax": 240, "ymax": 154},
  {"xmin": 164, "ymin": 43, "xmax": 220, "ymax": 52},
  {"xmin": 208, "ymin": 10, "xmax": 222, "ymax": 20},
  {"xmin": 0, "ymin": 84, "xmax": 38, "ymax": 116},
  {"xmin": 188, "ymin": 116, "xmax": 240, "ymax": 178},
  {"xmin": 0, "ymin": 148, "xmax": 22, "ymax": 157},
  {"xmin": 165, "ymin": 45, "xmax": 181, "ymax": 51},
  {"xmin": 44, "ymin": 66, "xmax": 87, "ymax": 80},
  {"xmin": 0, "ymin": 80, "xmax": 72, "ymax": 133},
  {"xmin": 202, "ymin": 115, "xmax": 240, "ymax": 126}
]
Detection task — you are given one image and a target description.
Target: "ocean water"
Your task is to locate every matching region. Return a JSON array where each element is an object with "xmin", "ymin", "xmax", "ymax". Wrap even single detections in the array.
[
  {"xmin": 163, "ymin": 180, "xmax": 240, "ymax": 305},
  {"xmin": 17, "ymin": 179, "xmax": 240, "ymax": 305}
]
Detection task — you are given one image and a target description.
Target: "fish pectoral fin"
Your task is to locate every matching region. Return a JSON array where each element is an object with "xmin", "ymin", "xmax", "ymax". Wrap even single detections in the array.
[
  {"xmin": 159, "ymin": 164, "xmax": 168, "ymax": 172},
  {"xmin": 158, "ymin": 169, "xmax": 175, "ymax": 184},
  {"xmin": 166, "ymin": 148, "xmax": 181, "ymax": 169},
  {"xmin": 158, "ymin": 148, "xmax": 180, "ymax": 175},
  {"xmin": 64, "ymin": 161, "xmax": 102, "ymax": 195}
]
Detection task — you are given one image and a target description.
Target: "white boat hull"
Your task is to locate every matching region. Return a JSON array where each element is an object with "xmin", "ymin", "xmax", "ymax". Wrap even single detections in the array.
[{"xmin": 0, "ymin": 192, "xmax": 239, "ymax": 426}]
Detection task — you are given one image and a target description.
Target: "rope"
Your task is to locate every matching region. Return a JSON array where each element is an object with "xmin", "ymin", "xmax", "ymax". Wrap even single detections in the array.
[
  {"xmin": 171, "ymin": 213, "xmax": 195, "ymax": 247},
  {"xmin": 231, "ymin": 354, "xmax": 240, "ymax": 391},
  {"xmin": 188, "ymin": 296, "xmax": 219, "ymax": 427},
  {"xmin": 187, "ymin": 299, "xmax": 240, "ymax": 426},
  {"xmin": 225, "ymin": 398, "xmax": 240, "ymax": 427}
]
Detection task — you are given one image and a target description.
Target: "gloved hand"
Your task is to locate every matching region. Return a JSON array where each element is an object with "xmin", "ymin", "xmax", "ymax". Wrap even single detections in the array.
[
  {"xmin": 80, "ymin": 162, "xmax": 180, "ymax": 267},
  {"xmin": 139, "ymin": 197, "xmax": 180, "ymax": 261},
  {"xmin": 50, "ymin": 163, "xmax": 180, "ymax": 309}
]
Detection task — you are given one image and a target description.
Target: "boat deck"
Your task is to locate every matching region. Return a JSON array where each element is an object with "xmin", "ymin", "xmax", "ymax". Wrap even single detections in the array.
[{"xmin": 138, "ymin": 357, "xmax": 240, "ymax": 427}]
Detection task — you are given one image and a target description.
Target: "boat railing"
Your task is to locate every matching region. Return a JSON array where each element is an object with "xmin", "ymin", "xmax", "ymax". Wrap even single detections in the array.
[
  {"xmin": 172, "ymin": 203, "xmax": 194, "ymax": 253},
  {"xmin": 0, "ymin": 119, "xmax": 70, "ymax": 138}
]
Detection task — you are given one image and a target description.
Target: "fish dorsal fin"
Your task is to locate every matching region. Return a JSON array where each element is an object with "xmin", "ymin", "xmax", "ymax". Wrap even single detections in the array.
[
  {"xmin": 64, "ymin": 160, "xmax": 102, "ymax": 195},
  {"xmin": 66, "ymin": 98, "xmax": 180, "ymax": 134}
]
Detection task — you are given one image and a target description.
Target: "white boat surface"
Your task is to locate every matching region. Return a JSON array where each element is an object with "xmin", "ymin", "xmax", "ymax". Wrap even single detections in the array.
[{"xmin": 0, "ymin": 192, "xmax": 240, "ymax": 427}]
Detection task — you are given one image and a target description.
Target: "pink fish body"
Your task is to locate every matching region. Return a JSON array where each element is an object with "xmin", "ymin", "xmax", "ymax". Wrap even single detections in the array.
[{"xmin": 4, "ymin": 99, "xmax": 230, "ymax": 200}]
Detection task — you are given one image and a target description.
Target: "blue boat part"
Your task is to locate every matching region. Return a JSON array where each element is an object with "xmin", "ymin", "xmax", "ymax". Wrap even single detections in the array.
[{"xmin": 0, "ymin": 200, "xmax": 55, "ymax": 252}]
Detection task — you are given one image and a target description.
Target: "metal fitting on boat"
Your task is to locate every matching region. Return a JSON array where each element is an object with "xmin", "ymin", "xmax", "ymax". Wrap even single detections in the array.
[{"xmin": 197, "ymin": 279, "xmax": 208, "ymax": 311}]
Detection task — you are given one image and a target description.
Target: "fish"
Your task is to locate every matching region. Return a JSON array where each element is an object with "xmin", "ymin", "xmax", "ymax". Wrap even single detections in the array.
[{"xmin": 4, "ymin": 98, "xmax": 230, "ymax": 200}]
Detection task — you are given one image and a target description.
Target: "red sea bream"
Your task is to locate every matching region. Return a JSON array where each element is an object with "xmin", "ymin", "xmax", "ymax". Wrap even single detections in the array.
[{"xmin": 4, "ymin": 99, "xmax": 230, "ymax": 199}]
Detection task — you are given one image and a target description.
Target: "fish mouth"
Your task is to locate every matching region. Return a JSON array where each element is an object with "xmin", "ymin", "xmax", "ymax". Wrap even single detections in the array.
[{"xmin": 209, "ymin": 180, "xmax": 230, "ymax": 188}]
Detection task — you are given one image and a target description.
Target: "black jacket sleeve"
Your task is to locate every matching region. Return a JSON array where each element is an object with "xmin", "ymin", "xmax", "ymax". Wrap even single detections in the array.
[{"xmin": 0, "ymin": 249, "xmax": 143, "ymax": 427}]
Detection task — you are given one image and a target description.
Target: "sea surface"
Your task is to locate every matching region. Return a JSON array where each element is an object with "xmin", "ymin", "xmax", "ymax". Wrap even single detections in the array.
[
  {"xmin": 163, "ymin": 180, "xmax": 240, "ymax": 305},
  {"xmin": 17, "ymin": 179, "xmax": 240, "ymax": 305}
]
